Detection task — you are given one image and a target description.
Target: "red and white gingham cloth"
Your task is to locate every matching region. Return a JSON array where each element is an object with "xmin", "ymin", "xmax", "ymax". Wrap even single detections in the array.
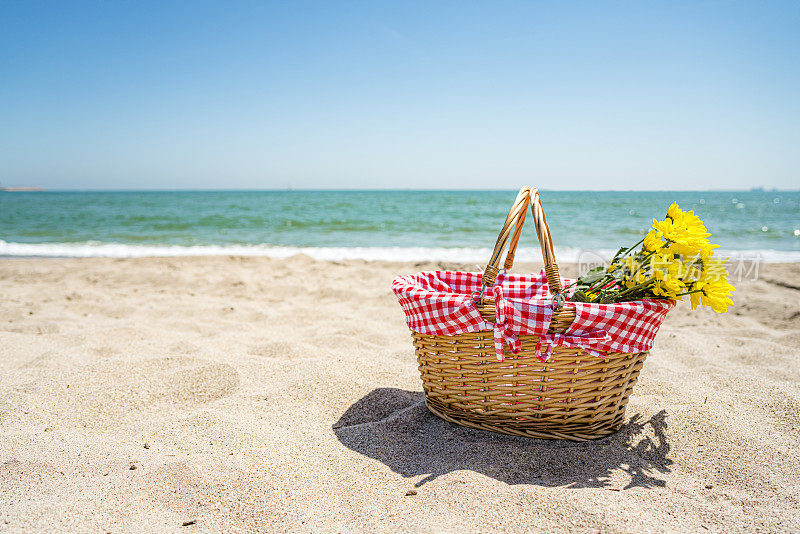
[{"xmin": 392, "ymin": 269, "xmax": 674, "ymax": 362}]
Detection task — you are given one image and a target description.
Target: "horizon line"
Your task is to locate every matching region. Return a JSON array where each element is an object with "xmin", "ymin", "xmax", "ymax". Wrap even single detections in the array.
[{"xmin": 3, "ymin": 187, "xmax": 799, "ymax": 193}]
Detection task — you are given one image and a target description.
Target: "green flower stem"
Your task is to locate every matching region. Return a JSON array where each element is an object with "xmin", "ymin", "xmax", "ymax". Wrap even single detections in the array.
[
  {"xmin": 586, "ymin": 275, "xmax": 614, "ymax": 293},
  {"xmin": 672, "ymin": 289, "xmax": 704, "ymax": 297},
  {"xmin": 618, "ymin": 237, "xmax": 645, "ymax": 260},
  {"xmin": 613, "ymin": 277, "xmax": 656, "ymax": 298}
]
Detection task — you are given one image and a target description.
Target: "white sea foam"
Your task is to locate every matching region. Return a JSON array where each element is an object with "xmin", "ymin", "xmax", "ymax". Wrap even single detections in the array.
[{"xmin": 1, "ymin": 240, "xmax": 799, "ymax": 263}]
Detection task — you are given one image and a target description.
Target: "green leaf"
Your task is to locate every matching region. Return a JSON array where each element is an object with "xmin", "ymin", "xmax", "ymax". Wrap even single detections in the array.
[{"xmin": 578, "ymin": 268, "xmax": 605, "ymax": 285}]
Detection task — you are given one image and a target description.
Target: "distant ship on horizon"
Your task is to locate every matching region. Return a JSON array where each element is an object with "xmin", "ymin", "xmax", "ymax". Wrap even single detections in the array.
[{"xmin": 0, "ymin": 184, "xmax": 45, "ymax": 192}]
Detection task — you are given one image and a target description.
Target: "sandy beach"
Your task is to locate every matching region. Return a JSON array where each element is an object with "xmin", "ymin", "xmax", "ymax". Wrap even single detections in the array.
[{"xmin": 1, "ymin": 256, "xmax": 798, "ymax": 533}]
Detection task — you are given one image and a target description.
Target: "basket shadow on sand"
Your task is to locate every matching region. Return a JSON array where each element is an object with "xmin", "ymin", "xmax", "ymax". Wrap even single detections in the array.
[{"xmin": 333, "ymin": 388, "xmax": 671, "ymax": 489}]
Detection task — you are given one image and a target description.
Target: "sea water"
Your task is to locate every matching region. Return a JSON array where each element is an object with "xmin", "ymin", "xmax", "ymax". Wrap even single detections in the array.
[{"xmin": 1, "ymin": 190, "xmax": 798, "ymax": 262}]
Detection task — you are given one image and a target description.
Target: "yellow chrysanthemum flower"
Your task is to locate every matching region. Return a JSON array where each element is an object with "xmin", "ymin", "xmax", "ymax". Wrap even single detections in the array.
[
  {"xmin": 652, "ymin": 203, "xmax": 714, "ymax": 257},
  {"xmin": 621, "ymin": 256, "xmax": 647, "ymax": 286},
  {"xmin": 653, "ymin": 278, "xmax": 685, "ymax": 298},
  {"xmin": 699, "ymin": 256, "xmax": 730, "ymax": 283},
  {"xmin": 643, "ymin": 229, "xmax": 665, "ymax": 252},
  {"xmin": 689, "ymin": 285, "xmax": 703, "ymax": 309},
  {"xmin": 649, "ymin": 254, "xmax": 687, "ymax": 298},
  {"xmin": 681, "ymin": 258, "xmax": 704, "ymax": 283},
  {"xmin": 652, "ymin": 216, "xmax": 711, "ymax": 256},
  {"xmin": 667, "ymin": 203, "xmax": 709, "ymax": 236},
  {"xmin": 691, "ymin": 278, "xmax": 736, "ymax": 313},
  {"xmin": 700, "ymin": 242, "xmax": 721, "ymax": 257}
]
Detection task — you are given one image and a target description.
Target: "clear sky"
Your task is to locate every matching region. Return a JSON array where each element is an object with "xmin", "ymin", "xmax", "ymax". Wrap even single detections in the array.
[{"xmin": 1, "ymin": 1, "xmax": 798, "ymax": 190}]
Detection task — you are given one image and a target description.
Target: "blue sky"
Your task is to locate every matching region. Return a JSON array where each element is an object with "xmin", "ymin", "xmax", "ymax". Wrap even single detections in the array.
[{"xmin": 1, "ymin": 1, "xmax": 798, "ymax": 190}]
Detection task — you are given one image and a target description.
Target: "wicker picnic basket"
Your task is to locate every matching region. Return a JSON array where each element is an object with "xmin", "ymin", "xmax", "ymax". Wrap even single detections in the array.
[{"xmin": 406, "ymin": 187, "xmax": 652, "ymax": 441}]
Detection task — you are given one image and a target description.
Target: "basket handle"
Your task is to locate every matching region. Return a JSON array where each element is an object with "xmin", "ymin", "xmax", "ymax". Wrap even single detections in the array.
[{"xmin": 481, "ymin": 187, "xmax": 563, "ymax": 296}]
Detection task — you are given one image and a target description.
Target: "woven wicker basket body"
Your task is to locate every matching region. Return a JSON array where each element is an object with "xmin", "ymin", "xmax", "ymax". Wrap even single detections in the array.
[
  {"xmin": 414, "ymin": 332, "xmax": 647, "ymax": 441},
  {"xmin": 412, "ymin": 188, "xmax": 648, "ymax": 441}
]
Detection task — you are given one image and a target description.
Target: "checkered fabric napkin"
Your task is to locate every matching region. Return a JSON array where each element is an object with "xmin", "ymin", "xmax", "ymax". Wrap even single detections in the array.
[
  {"xmin": 567, "ymin": 299, "xmax": 675, "ymax": 354},
  {"xmin": 392, "ymin": 269, "xmax": 675, "ymax": 361},
  {"xmin": 391, "ymin": 271, "xmax": 488, "ymax": 336}
]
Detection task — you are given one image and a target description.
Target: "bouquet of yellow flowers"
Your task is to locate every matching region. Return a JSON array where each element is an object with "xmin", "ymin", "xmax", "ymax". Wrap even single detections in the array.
[{"xmin": 569, "ymin": 203, "xmax": 735, "ymax": 312}]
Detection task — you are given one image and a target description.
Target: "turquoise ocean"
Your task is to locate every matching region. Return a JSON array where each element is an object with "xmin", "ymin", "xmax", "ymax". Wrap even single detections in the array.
[{"xmin": 1, "ymin": 190, "xmax": 799, "ymax": 262}]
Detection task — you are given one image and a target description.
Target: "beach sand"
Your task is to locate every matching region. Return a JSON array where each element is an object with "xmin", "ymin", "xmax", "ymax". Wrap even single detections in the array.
[{"xmin": 1, "ymin": 256, "xmax": 798, "ymax": 533}]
